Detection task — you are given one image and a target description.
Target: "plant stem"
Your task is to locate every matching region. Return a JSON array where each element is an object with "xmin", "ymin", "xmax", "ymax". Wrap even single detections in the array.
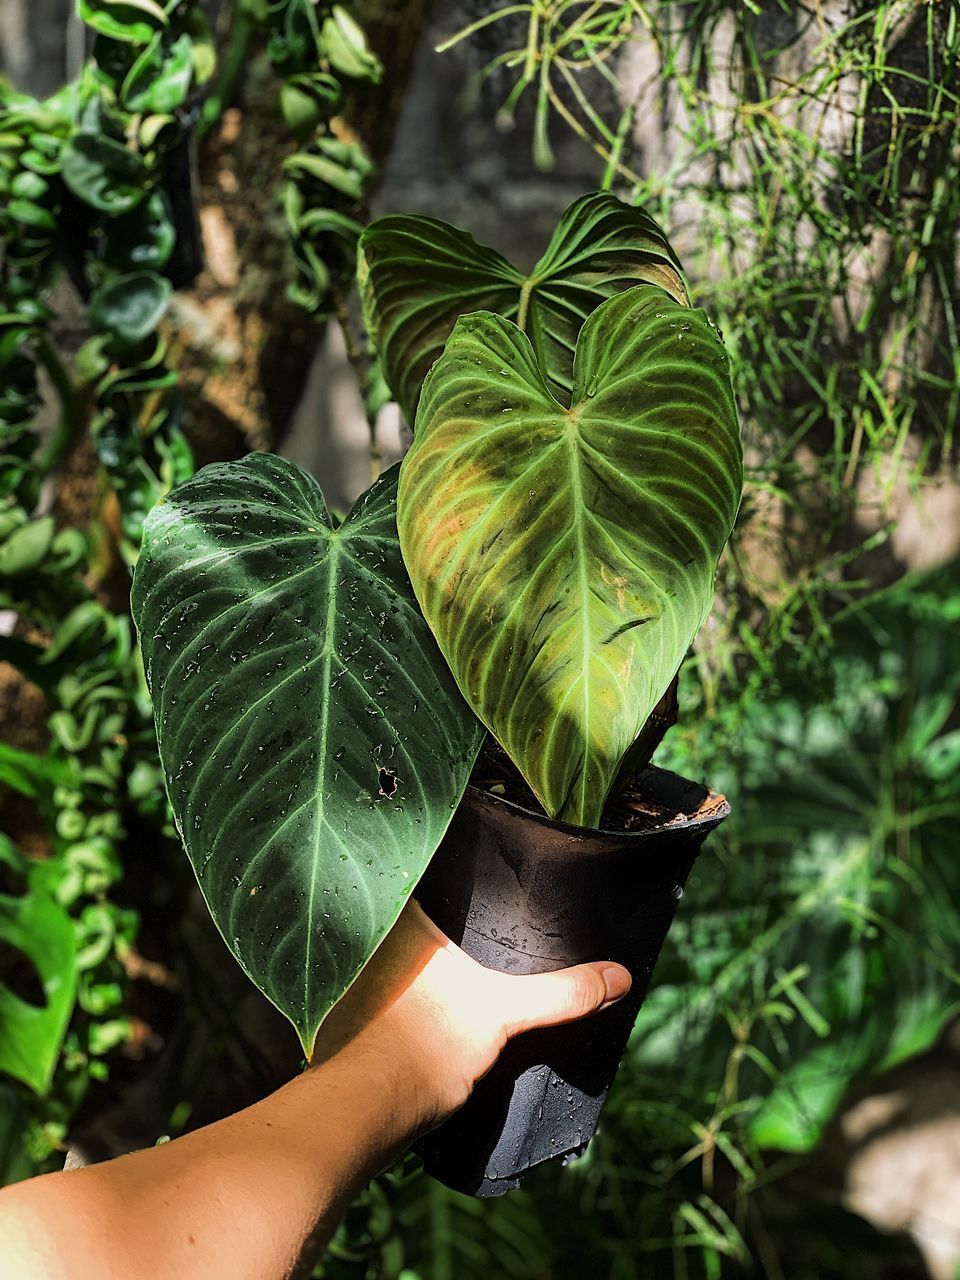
[
  {"xmin": 34, "ymin": 336, "xmax": 82, "ymax": 475},
  {"xmin": 332, "ymin": 286, "xmax": 380, "ymax": 481},
  {"xmin": 197, "ymin": 7, "xmax": 255, "ymax": 141},
  {"xmin": 516, "ymin": 277, "xmax": 536, "ymax": 331}
]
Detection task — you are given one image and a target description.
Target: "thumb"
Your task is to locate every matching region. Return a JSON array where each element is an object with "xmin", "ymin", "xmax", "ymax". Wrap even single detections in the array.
[{"xmin": 500, "ymin": 961, "xmax": 632, "ymax": 1040}]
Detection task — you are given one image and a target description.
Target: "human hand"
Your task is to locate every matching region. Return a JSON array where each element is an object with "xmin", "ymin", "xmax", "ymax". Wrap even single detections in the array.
[
  {"xmin": 0, "ymin": 902, "xmax": 631, "ymax": 1280},
  {"xmin": 310, "ymin": 900, "xmax": 632, "ymax": 1134}
]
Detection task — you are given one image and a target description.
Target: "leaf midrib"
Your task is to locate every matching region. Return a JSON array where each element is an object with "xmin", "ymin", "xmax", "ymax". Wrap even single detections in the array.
[
  {"xmin": 303, "ymin": 534, "xmax": 342, "ymax": 1041},
  {"xmin": 565, "ymin": 406, "xmax": 592, "ymax": 825}
]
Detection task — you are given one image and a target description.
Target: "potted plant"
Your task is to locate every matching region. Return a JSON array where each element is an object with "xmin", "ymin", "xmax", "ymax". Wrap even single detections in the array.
[{"xmin": 131, "ymin": 191, "xmax": 741, "ymax": 1196}]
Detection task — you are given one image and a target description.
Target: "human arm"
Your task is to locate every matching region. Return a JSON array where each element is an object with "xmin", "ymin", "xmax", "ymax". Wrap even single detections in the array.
[{"xmin": 0, "ymin": 901, "xmax": 630, "ymax": 1280}]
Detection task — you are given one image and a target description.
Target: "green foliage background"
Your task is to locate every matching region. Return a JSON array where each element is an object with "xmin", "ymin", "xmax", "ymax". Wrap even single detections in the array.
[{"xmin": 2, "ymin": 1, "xmax": 959, "ymax": 1277}]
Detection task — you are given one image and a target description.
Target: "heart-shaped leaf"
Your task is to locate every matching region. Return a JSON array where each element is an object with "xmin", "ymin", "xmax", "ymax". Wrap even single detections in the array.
[
  {"xmin": 358, "ymin": 191, "xmax": 688, "ymax": 422},
  {"xmin": 398, "ymin": 285, "xmax": 742, "ymax": 828},
  {"xmin": 132, "ymin": 456, "xmax": 483, "ymax": 1054}
]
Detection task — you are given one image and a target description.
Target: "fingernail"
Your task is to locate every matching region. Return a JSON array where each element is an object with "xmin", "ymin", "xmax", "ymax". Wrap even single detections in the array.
[{"xmin": 597, "ymin": 963, "xmax": 631, "ymax": 1005}]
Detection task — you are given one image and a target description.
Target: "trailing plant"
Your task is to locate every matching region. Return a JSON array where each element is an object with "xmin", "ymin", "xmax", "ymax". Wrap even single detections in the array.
[
  {"xmin": 200, "ymin": 0, "xmax": 383, "ymax": 315},
  {"xmin": 0, "ymin": 0, "xmax": 387, "ymax": 1179},
  {"xmin": 0, "ymin": 0, "xmax": 219, "ymax": 1177},
  {"xmin": 266, "ymin": 0, "xmax": 382, "ymax": 314},
  {"xmin": 131, "ymin": 190, "xmax": 742, "ymax": 1053},
  {"xmin": 0, "ymin": 0, "xmax": 216, "ymax": 553},
  {"xmin": 0, "ymin": 458, "xmax": 161, "ymax": 1178}
]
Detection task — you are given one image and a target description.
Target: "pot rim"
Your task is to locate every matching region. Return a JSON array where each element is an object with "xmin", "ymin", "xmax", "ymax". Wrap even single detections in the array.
[{"xmin": 464, "ymin": 763, "xmax": 730, "ymax": 842}]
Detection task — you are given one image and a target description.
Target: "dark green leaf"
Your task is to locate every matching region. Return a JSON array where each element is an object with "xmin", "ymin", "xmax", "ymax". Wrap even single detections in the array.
[
  {"xmin": 89, "ymin": 271, "xmax": 171, "ymax": 346},
  {"xmin": 39, "ymin": 601, "xmax": 123, "ymax": 666},
  {"xmin": 359, "ymin": 191, "xmax": 688, "ymax": 421},
  {"xmin": 61, "ymin": 132, "xmax": 148, "ymax": 214},
  {"xmin": 101, "ymin": 190, "xmax": 176, "ymax": 272},
  {"xmin": 132, "ymin": 456, "xmax": 484, "ymax": 1053},
  {"xmin": 0, "ymin": 1082, "xmax": 35, "ymax": 1185},
  {"xmin": 267, "ymin": 0, "xmax": 320, "ymax": 72},
  {"xmin": 398, "ymin": 286, "xmax": 742, "ymax": 827}
]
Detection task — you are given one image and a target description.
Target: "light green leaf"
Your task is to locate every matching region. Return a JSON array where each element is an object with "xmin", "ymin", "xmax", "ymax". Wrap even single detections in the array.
[
  {"xmin": 398, "ymin": 285, "xmax": 741, "ymax": 827},
  {"xmin": 132, "ymin": 456, "xmax": 483, "ymax": 1053},
  {"xmin": 320, "ymin": 6, "xmax": 382, "ymax": 83},
  {"xmin": 359, "ymin": 191, "xmax": 688, "ymax": 422},
  {"xmin": 6, "ymin": 199, "xmax": 57, "ymax": 231},
  {"xmin": 0, "ymin": 742, "xmax": 71, "ymax": 799},
  {"xmin": 78, "ymin": 0, "xmax": 168, "ymax": 43},
  {"xmin": 283, "ymin": 152, "xmax": 364, "ymax": 201},
  {"xmin": 10, "ymin": 172, "xmax": 49, "ymax": 201},
  {"xmin": 122, "ymin": 32, "xmax": 194, "ymax": 114},
  {"xmin": 0, "ymin": 516, "xmax": 54, "ymax": 575},
  {"xmin": 0, "ymin": 838, "xmax": 78, "ymax": 1095}
]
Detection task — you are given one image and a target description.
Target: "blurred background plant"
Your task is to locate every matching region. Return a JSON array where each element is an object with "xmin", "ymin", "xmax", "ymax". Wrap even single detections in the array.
[{"xmin": 1, "ymin": 1, "xmax": 958, "ymax": 1276}]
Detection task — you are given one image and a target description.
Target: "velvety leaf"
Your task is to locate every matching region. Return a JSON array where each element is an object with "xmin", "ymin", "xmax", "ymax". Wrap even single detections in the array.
[
  {"xmin": 89, "ymin": 271, "xmax": 171, "ymax": 346},
  {"xmin": 359, "ymin": 191, "xmax": 688, "ymax": 422},
  {"xmin": 0, "ymin": 838, "xmax": 78, "ymax": 1095},
  {"xmin": 359, "ymin": 220, "xmax": 522, "ymax": 425},
  {"xmin": 132, "ymin": 456, "xmax": 483, "ymax": 1053},
  {"xmin": 398, "ymin": 285, "xmax": 742, "ymax": 828}
]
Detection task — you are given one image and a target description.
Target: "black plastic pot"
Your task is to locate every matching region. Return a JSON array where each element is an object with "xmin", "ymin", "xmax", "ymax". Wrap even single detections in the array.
[{"xmin": 413, "ymin": 765, "xmax": 729, "ymax": 1197}]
